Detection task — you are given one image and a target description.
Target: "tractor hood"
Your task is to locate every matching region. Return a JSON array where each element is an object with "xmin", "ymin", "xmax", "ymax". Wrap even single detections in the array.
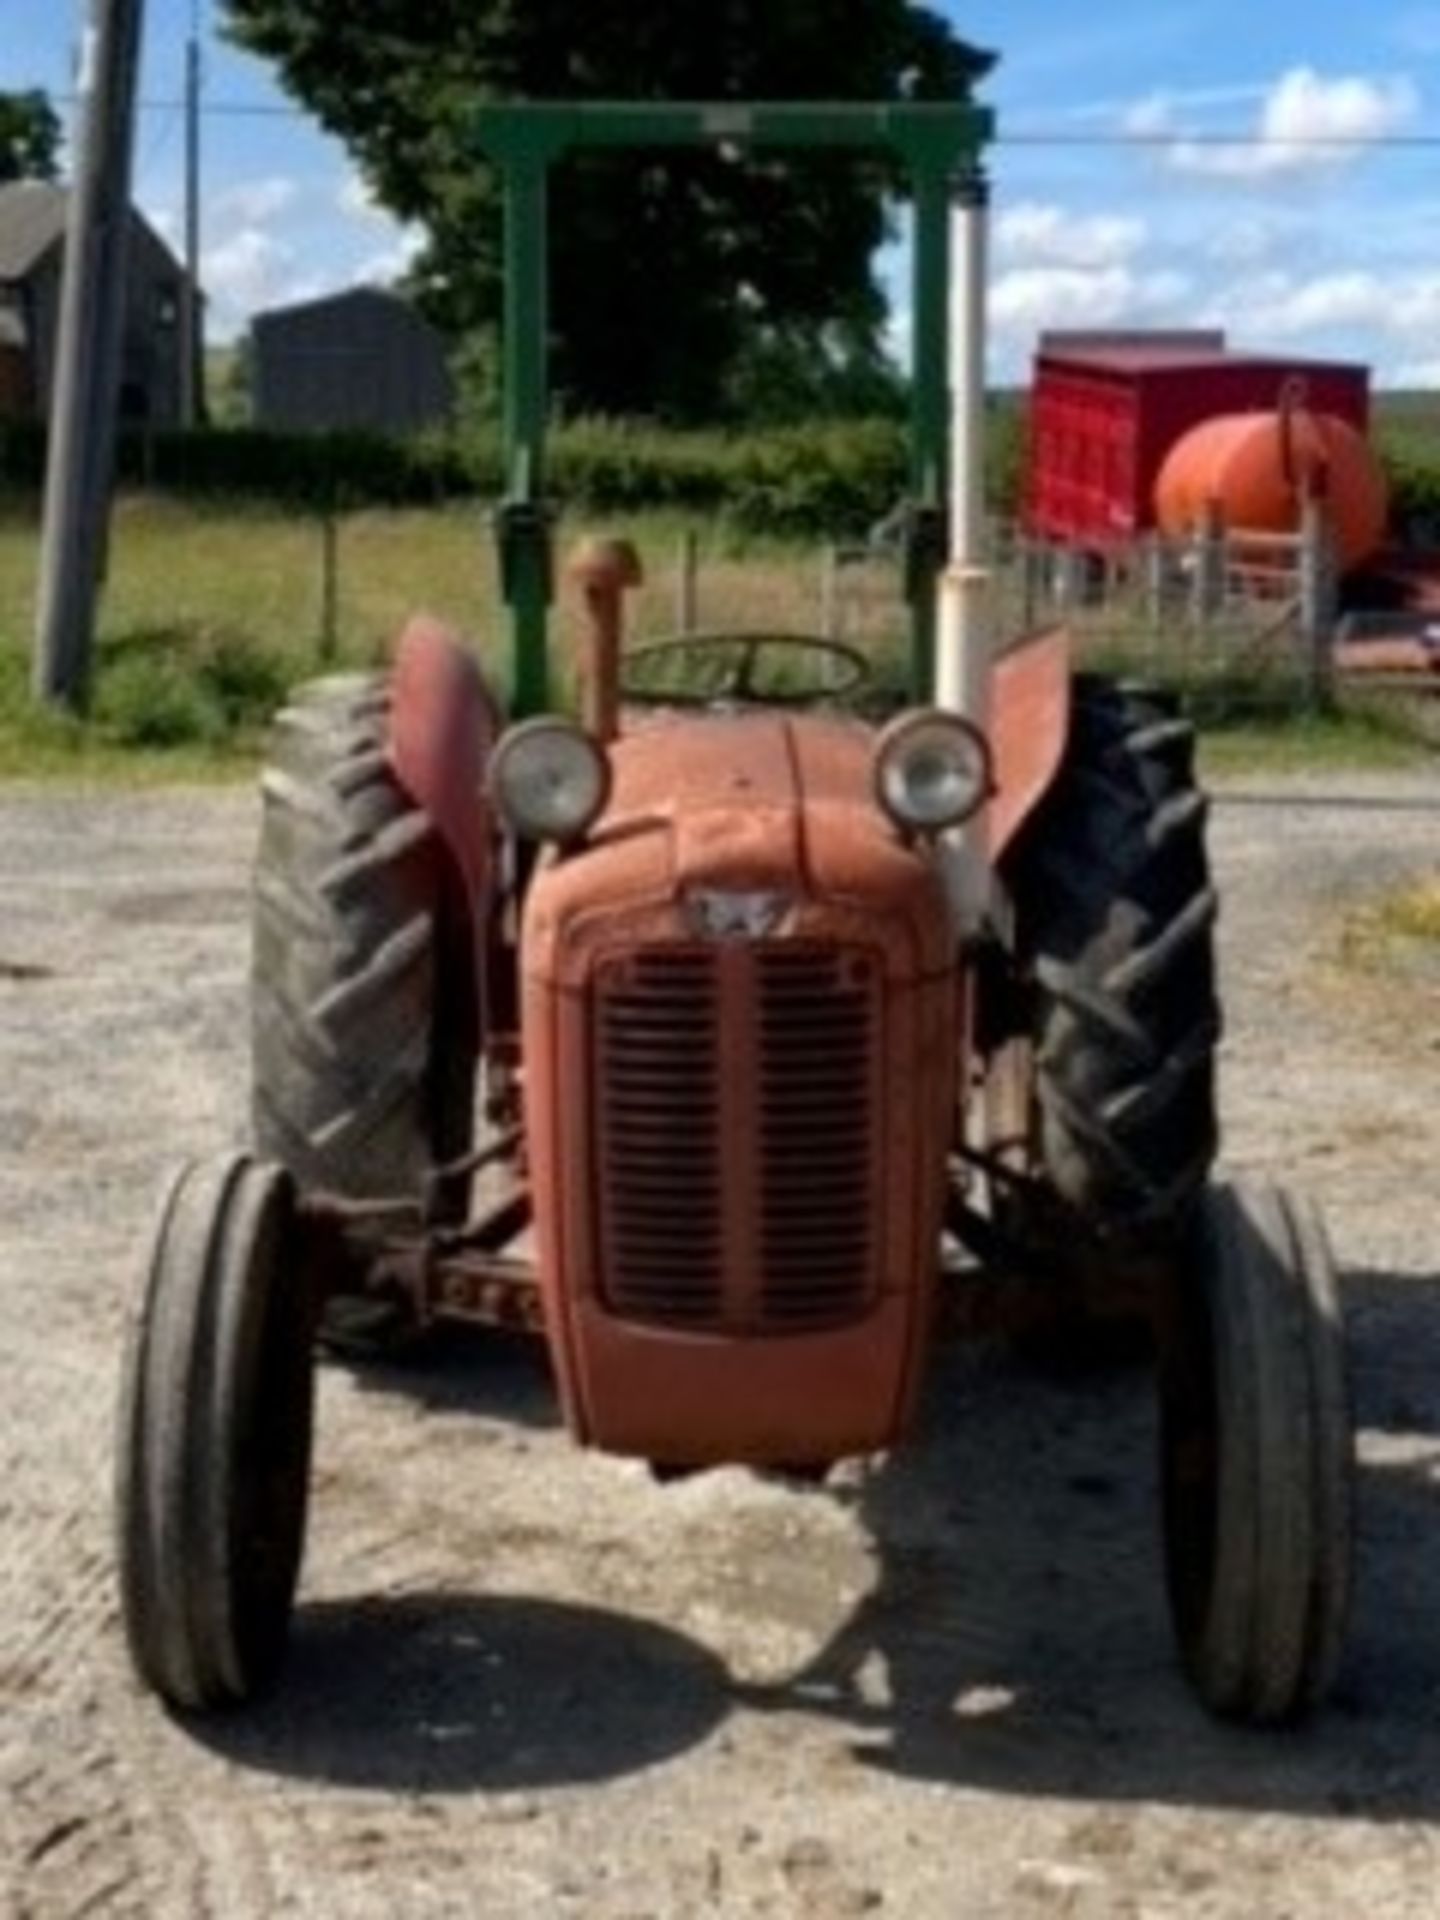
[{"xmin": 521, "ymin": 712, "xmax": 955, "ymax": 986}]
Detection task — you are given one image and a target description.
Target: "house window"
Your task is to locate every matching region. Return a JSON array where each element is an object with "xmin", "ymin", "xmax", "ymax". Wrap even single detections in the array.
[{"xmin": 156, "ymin": 288, "xmax": 179, "ymax": 329}]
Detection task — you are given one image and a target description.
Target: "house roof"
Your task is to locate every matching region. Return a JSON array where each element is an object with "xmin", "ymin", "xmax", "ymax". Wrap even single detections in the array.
[
  {"xmin": 0, "ymin": 181, "xmax": 69, "ymax": 281},
  {"xmin": 0, "ymin": 180, "xmax": 188, "ymax": 287}
]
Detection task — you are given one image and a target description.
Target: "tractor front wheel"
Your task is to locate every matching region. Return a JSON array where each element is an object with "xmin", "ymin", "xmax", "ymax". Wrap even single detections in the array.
[
  {"xmin": 1159, "ymin": 1182, "xmax": 1352, "ymax": 1724},
  {"xmin": 115, "ymin": 1154, "xmax": 315, "ymax": 1710}
]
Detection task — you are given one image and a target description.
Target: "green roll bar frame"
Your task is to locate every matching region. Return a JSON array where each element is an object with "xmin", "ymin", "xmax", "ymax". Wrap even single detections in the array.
[{"xmin": 474, "ymin": 100, "xmax": 994, "ymax": 718}]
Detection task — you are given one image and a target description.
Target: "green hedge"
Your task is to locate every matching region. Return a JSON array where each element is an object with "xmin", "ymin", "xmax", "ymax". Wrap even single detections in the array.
[
  {"xmin": 9, "ymin": 406, "xmax": 1436, "ymax": 541},
  {"xmin": 0, "ymin": 415, "xmax": 910, "ymax": 534},
  {"xmin": 1376, "ymin": 426, "xmax": 1440, "ymax": 543},
  {"xmin": 0, "ymin": 413, "xmax": 1026, "ymax": 538}
]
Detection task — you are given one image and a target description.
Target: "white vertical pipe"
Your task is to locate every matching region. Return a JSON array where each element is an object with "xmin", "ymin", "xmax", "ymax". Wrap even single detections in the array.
[
  {"xmin": 934, "ymin": 172, "xmax": 994, "ymax": 932},
  {"xmin": 936, "ymin": 170, "xmax": 991, "ymax": 727}
]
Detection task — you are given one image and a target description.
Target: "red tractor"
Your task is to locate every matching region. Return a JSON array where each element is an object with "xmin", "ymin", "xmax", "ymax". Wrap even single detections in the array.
[{"xmin": 114, "ymin": 101, "xmax": 1351, "ymax": 1728}]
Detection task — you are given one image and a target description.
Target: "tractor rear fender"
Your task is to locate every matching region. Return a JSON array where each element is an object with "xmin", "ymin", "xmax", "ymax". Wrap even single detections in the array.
[
  {"xmin": 986, "ymin": 625, "xmax": 1072, "ymax": 861},
  {"xmin": 386, "ymin": 614, "xmax": 504, "ymax": 921}
]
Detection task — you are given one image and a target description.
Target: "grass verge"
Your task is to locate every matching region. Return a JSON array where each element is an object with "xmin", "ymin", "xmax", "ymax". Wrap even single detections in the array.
[
  {"xmin": 1340, "ymin": 878, "xmax": 1440, "ymax": 985},
  {"xmin": 1199, "ymin": 702, "xmax": 1438, "ymax": 778}
]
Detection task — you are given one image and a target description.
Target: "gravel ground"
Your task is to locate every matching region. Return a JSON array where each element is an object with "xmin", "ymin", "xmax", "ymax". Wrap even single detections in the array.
[{"xmin": 1, "ymin": 768, "xmax": 1438, "ymax": 1920}]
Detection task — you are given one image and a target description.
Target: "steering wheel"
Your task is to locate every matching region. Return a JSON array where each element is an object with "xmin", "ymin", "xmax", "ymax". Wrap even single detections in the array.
[{"xmin": 618, "ymin": 631, "xmax": 873, "ymax": 710}]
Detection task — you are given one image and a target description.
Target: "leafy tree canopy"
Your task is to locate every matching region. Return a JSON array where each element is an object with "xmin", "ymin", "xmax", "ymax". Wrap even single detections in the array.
[
  {"xmin": 222, "ymin": 1, "xmax": 993, "ymax": 422},
  {"xmin": 0, "ymin": 91, "xmax": 62, "ymax": 184}
]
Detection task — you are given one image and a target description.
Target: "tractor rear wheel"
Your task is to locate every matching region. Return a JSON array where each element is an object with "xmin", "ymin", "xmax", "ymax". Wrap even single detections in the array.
[
  {"xmin": 251, "ymin": 674, "xmax": 478, "ymax": 1208},
  {"xmin": 116, "ymin": 1154, "xmax": 315, "ymax": 1710},
  {"xmin": 1160, "ymin": 1182, "xmax": 1352, "ymax": 1723},
  {"xmin": 1004, "ymin": 676, "xmax": 1220, "ymax": 1246}
]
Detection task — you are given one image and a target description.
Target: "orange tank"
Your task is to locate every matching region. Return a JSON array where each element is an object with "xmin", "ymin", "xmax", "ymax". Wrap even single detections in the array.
[{"xmin": 1155, "ymin": 406, "xmax": 1388, "ymax": 573}]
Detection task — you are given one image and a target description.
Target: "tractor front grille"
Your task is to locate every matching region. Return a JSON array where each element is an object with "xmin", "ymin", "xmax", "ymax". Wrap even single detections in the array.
[
  {"xmin": 755, "ymin": 949, "xmax": 875, "ymax": 1327},
  {"xmin": 594, "ymin": 944, "xmax": 879, "ymax": 1334},
  {"xmin": 595, "ymin": 950, "xmax": 725, "ymax": 1327}
]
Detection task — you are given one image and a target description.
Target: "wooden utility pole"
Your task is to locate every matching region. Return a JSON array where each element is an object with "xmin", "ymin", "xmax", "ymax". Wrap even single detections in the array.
[
  {"xmin": 33, "ymin": 0, "xmax": 146, "ymax": 707},
  {"xmin": 179, "ymin": 13, "xmax": 202, "ymax": 427}
]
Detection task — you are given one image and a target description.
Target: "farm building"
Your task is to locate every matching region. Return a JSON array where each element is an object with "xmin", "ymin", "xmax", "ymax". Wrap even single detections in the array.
[
  {"xmin": 0, "ymin": 181, "xmax": 194, "ymax": 426},
  {"xmin": 1025, "ymin": 330, "xmax": 1371, "ymax": 551},
  {"xmin": 251, "ymin": 287, "xmax": 454, "ymax": 435}
]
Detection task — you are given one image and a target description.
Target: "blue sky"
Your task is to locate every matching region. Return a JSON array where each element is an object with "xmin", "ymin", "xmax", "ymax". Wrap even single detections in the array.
[{"xmin": 9, "ymin": 1, "xmax": 1440, "ymax": 382}]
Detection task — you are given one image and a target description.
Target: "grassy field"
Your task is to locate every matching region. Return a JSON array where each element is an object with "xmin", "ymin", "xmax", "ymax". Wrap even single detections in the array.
[
  {"xmin": 0, "ymin": 494, "xmax": 1434, "ymax": 781},
  {"xmin": 0, "ymin": 495, "xmax": 846, "ymax": 778}
]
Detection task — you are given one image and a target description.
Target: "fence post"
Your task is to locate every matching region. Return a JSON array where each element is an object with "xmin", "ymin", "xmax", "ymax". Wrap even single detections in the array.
[
  {"xmin": 1299, "ymin": 492, "xmax": 1336, "ymax": 708},
  {"xmin": 1020, "ymin": 537, "xmax": 1039, "ymax": 632},
  {"xmin": 820, "ymin": 543, "xmax": 841, "ymax": 641},
  {"xmin": 319, "ymin": 495, "xmax": 339, "ymax": 662},
  {"xmin": 1056, "ymin": 545, "xmax": 1086, "ymax": 610},
  {"xmin": 1191, "ymin": 498, "xmax": 1226, "ymax": 631},
  {"xmin": 676, "ymin": 528, "xmax": 699, "ymax": 635},
  {"xmin": 1144, "ymin": 535, "xmax": 1168, "ymax": 630}
]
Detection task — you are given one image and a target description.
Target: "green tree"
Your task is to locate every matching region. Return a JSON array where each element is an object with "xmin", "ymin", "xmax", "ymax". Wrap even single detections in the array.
[
  {"xmin": 0, "ymin": 90, "xmax": 61, "ymax": 183},
  {"xmin": 222, "ymin": 1, "xmax": 992, "ymax": 421}
]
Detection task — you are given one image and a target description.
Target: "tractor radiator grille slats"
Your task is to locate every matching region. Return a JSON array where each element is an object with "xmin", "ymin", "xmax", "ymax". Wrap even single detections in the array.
[
  {"xmin": 594, "ymin": 945, "xmax": 878, "ymax": 1334},
  {"xmin": 756, "ymin": 950, "xmax": 874, "ymax": 1328},
  {"xmin": 598, "ymin": 952, "xmax": 725, "ymax": 1326}
]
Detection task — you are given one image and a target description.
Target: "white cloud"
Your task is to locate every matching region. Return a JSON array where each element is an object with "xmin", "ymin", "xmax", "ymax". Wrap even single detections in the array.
[
  {"xmin": 1051, "ymin": 82, "xmax": 1266, "ymax": 127},
  {"xmin": 1205, "ymin": 217, "xmax": 1282, "ymax": 268},
  {"xmin": 1128, "ymin": 67, "xmax": 1419, "ymax": 180},
  {"xmin": 996, "ymin": 202, "xmax": 1147, "ymax": 271},
  {"xmin": 991, "ymin": 265, "xmax": 1193, "ymax": 336},
  {"xmin": 215, "ymin": 176, "xmax": 299, "ymax": 225},
  {"xmin": 355, "ymin": 227, "xmax": 426, "ymax": 288},
  {"xmin": 338, "ymin": 168, "xmax": 387, "ymax": 222},
  {"xmin": 1213, "ymin": 267, "xmax": 1440, "ymax": 340},
  {"xmin": 336, "ymin": 167, "xmax": 423, "ymax": 287},
  {"xmin": 202, "ymin": 227, "xmax": 303, "ymax": 333},
  {"xmin": 1123, "ymin": 92, "xmax": 1182, "ymax": 140},
  {"xmin": 141, "ymin": 202, "xmax": 181, "ymax": 251}
]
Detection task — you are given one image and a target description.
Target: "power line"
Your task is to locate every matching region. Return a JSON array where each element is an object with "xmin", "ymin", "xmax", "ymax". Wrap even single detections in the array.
[
  {"xmin": 58, "ymin": 91, "xmax": 297, "ymax": 118},
  {"xmin": 42, "ymin": 92, "xmax": 1440, "ymax": 145},
  {"xmin": 50, "ymin": 90, "xmax": 1440, "ymax": 149},
  {"xmin": 1001, "ymin": 131, "xmax": 1440, "ymax": 149}
]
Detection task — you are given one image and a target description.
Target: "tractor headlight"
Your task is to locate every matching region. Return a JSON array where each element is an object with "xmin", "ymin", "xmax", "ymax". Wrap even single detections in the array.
[
  {"xmin": 489, "ymin": 717, "xmax": 611, "ymax": 844},
  {"xmin": 872, "ymin": 709, "xmax": 993, "ymax": 834}
]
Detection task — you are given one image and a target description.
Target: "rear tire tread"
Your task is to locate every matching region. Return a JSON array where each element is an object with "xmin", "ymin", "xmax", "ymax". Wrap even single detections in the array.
[
  {"xmin": 1006, "ymin": 677, "xmax": 1221, "ymax": 1237},
  {"xmin": 251, "ymin": 675, "xmax": 476, "ymax": 1204}
]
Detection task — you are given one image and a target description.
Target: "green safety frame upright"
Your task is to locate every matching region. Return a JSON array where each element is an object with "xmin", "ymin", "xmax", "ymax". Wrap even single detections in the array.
[{"xmin": 474, "ymin": 100, "xmax": 994, "ymax": 717}]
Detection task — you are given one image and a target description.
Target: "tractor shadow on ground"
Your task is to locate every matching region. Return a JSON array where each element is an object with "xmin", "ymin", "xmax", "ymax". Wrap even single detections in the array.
[
  {"xmin": 738, "ymin": 1264, "xmax": 1440, "ymax": 1823},
  {"xmin": 191, "ymin": 1591, "xmax": 729, "ymax": 1794},
  {"xmin": 198, "ymin": 1268, "xmax": 1440, "ymax": 1817},
  {"xmin": 339, "ymin": 1324, "xmax": 561, "ymax": 1429}
]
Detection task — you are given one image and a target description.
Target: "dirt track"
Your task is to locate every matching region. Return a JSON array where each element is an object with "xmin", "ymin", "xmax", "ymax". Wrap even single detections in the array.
[{"xmin": 2, "ymin": 769, "xmax": 1439, "ymax": 1919}]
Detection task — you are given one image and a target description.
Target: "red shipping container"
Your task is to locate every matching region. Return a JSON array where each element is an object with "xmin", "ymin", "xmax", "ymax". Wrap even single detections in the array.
[{"xmin": 1023, "ymin": 331, "xmax": 1371, "ymax": 550}]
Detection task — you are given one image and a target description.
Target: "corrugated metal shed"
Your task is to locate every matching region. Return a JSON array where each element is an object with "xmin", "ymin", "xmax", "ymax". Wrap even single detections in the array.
[{"xmin": 251, "ymin": 287, "xmax": 454, "ymax": 435}]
